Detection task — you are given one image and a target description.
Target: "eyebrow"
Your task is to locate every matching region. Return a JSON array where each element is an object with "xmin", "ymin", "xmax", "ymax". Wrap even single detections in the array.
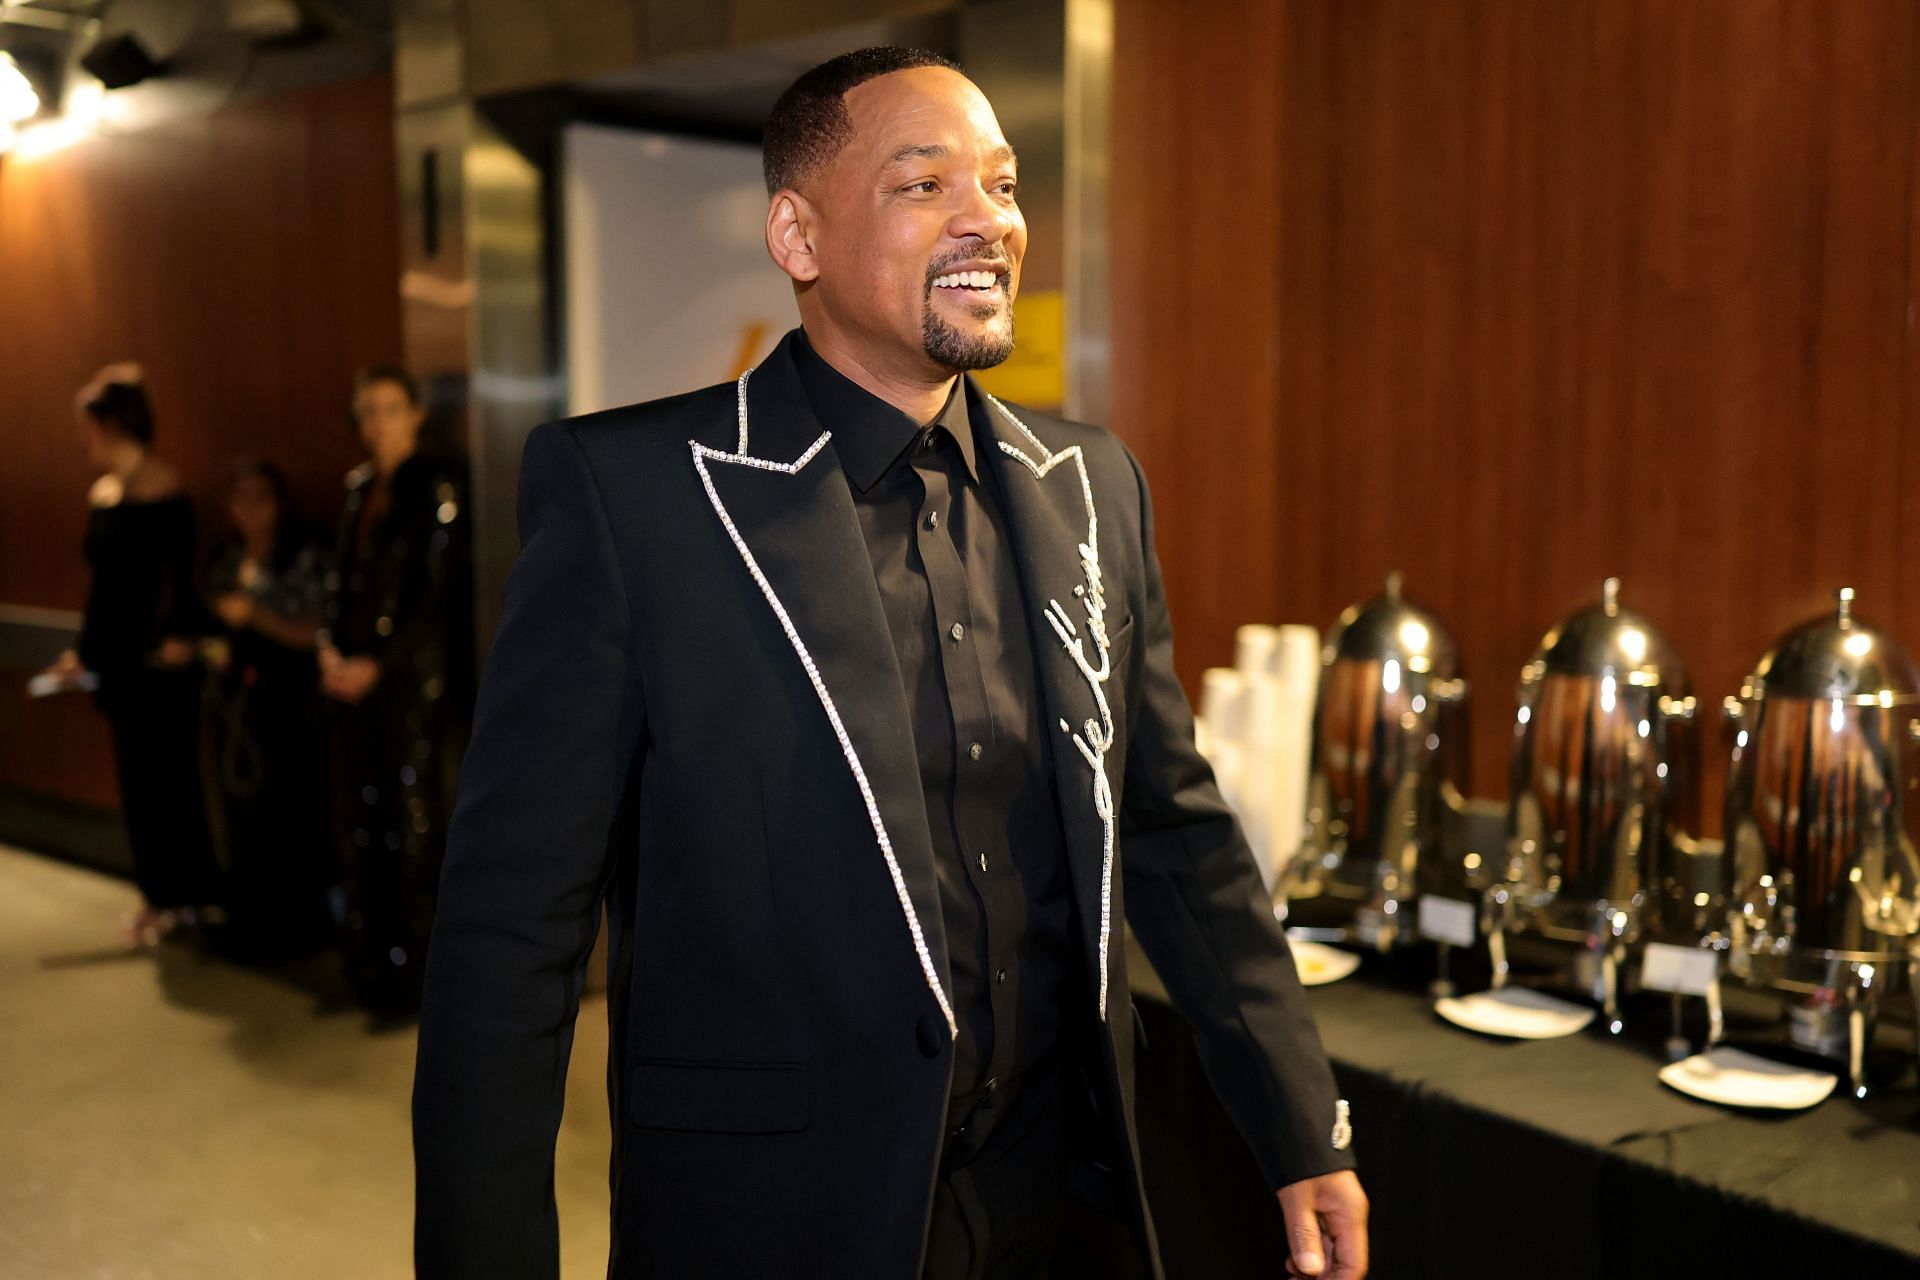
[{"xmin": 885, "ymin": 143, "xmax": 1019, "ymax": 168}]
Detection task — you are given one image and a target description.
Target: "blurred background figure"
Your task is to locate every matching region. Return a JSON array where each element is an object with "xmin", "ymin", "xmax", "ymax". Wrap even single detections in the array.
[
  {"xmin": 318, "ymin": 365, "xmax": 472, "ymax": 1017},
  {"xmin": 38, "ymin": 365, "xmax": 218, "ymax": 946},
  {"xmin": 203, "ymin": 457, "xmax": 333, "ymax": 966}
]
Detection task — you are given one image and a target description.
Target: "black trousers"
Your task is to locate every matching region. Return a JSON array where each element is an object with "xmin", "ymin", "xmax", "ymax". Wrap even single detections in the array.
[
  {"xmin": 923, "ymin": 1052, "xmax": 1152, "ymax": 1280},
  {"xmin": 102, "ymin": 670, "xmax": 217, "ymax": 911},
  {"xmin": 924, "ymin": 1054, "xmax": 1075, "ymax": 1280}
]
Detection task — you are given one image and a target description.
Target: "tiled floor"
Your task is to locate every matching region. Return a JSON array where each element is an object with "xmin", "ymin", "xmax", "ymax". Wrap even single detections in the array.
[{"xmin": 0, "ymin": 844, "xmax": 613, "ymax": 1278}]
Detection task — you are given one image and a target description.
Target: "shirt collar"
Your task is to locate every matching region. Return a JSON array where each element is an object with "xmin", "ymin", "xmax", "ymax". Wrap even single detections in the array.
[{"xmin": 791, "ymin": 328, "xmax": 980, "ymax": 493}]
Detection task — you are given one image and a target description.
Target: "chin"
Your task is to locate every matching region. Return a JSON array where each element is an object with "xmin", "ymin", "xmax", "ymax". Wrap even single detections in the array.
[{"xmin": 923, "ymin": 310, "xmax": 1017, "ymax": 373}]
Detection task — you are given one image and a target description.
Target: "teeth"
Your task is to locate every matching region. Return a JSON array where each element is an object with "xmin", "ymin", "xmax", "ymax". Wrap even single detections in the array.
[{"xmin": 934, "ymin": 270, "xmax": 999, "ymax": 290}]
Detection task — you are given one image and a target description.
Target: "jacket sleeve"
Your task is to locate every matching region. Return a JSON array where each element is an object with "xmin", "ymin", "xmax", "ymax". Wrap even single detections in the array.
[
  {"xmin": 412, "ymin": 422, "xmax": 645, "ymax": 1277},
  {"xmin": 1113, "ymin": 443, "xmax": 1353, "ymax": 1192}
]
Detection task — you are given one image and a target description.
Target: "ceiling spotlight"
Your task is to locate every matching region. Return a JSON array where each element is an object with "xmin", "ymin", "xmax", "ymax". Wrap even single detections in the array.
[{"xmin": 0, "ymin": 51, "xmax": 38, "ymax": 123}]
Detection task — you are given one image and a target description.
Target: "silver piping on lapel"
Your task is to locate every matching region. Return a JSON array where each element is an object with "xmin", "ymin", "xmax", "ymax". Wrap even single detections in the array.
[
  {"xmin": 985, "ymin": 392, "xmax": 1116, "ymax": 1025},
  {"xmin": 733, "ymin": 369, "xmax": 751, "ymax": 454},
  {"xmin": 689, "ymin": 368, "xmax": 959, "ymax": 1039}
]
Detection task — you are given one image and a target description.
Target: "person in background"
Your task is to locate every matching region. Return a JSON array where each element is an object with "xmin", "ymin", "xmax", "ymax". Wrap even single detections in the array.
[
  {"xmin": 38, "ymin": 364, "xmax": 218, "ymax": 946},
  {"xmin": 203, "ymin": 457, "xmax": 332, "ymax": 964},
  {"xmin": 318, "ymin": 365, "xmax": 472, "ymax": 1017}
]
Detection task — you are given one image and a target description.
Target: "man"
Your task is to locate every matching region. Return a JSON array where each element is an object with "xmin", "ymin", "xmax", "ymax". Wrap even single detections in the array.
[{"xmin": 414, "ymin": 46, "xmax": 1367, "ymax": 1279}]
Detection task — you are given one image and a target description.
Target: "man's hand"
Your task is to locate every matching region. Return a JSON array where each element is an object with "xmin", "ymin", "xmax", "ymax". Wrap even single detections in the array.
[{"xmin": 1277, "ymin": 1169, "xmax": 1368, "ymax": 1279}]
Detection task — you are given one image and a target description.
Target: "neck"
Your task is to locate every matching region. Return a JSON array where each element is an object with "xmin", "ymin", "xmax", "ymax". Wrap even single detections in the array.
[
  {"xmin": 243, "ymin": 531, "xmax": 273, "ymax": 559},
  {"xmin": 103, "ymin": 440, "xmax": 146, "ymax": 480},
  {"xmin": 802, "ymin": 321, "xmax": 956, "ymax": 424},
  {"xmin": 374, "ymin": 446, "xmax": 413, "ymax": 477}
]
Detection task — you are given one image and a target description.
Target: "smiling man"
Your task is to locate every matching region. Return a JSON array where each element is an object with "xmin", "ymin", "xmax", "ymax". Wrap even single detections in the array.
[{"xmin": 413, "ymin": 47, "xmax": 1366, "ymax": 1280}]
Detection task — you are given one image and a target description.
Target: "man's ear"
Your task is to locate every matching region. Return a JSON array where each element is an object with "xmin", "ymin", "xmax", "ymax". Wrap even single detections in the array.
[{"xmin": 766, "ymin": 189, "xmax": 821, "ymax": 284}]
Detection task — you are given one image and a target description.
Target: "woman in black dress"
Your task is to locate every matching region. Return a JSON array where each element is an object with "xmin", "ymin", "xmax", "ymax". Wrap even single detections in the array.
[
  {"xmin": 41, "ymin": 369, "xmax": 218, "ymax": 945},
  {"xmin": 204, "ymin": 459, "xmax": 332, "ymax": 964},
  {"xmin": 319, "ymin": 365, "xmax": 471, "ymax": 1014}
]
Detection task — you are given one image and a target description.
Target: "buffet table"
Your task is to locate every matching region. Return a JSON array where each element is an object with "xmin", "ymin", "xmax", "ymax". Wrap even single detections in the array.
[{"xmin": 1126, "ymin": 935, "xmax": 1920, "ymax": 1279}]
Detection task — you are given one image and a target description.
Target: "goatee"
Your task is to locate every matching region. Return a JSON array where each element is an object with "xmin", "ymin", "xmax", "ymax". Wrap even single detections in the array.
[{"xmin": 922, "ymin": 300, "xmax": 1015, "ymax": 371}]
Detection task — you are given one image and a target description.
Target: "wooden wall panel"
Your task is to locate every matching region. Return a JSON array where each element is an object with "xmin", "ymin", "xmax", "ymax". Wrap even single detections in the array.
[
  {"xmin": 1109, "ymin": 0, "xmax": 1288, "ymax": 678},
  {"xmin": 1111, "ymin": 0, "xmax": 1920, "ymax": 833},
  {"xmin": 0, "ymin": 74, "xmax": 401, "ymax": 811}
]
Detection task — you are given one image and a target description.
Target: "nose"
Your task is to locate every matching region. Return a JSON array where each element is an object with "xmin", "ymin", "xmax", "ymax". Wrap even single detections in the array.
[{"xmin": 946, "ymin": 179, "xmax": 1020, "ymax": 248}]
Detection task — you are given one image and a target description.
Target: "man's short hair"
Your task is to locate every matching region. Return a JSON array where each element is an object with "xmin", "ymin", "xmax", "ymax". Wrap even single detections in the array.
[{"xmin": 762, "ymin": 46, "xmax": 963, "ymax": 195}]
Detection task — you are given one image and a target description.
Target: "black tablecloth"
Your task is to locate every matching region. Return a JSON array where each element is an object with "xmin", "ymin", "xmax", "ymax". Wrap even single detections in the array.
[{"xmin": 1126, "ymin": 935, "xmax": 1920, "ymax": 1279}]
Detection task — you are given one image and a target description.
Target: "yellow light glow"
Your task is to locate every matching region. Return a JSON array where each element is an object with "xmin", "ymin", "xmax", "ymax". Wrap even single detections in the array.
[
  {"xmin": 1618, "ymin": 627, "xmax": 1647, "ymax": 663},
  {"xmin": 0, "ymin": 53, "xmax": 38, "ymax": 124},
  {"xmin": 1844, "ymin": 632, "xmax": 1873, "ymax": 659},
  {"xmin": 12, "ymin": 116, "xmax": 89, "ymax": 160},
  {"xmin": 1398, "ymin": 619, "xmax": 1430, "ymax": 653},
  {"xmin": 65, "ymin": 80, "xmax": 103, "ymax": 131}
]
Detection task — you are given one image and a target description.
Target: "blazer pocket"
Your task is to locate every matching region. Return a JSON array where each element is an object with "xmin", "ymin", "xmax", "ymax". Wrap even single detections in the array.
[
  {"xmin": 1105, "ymin": 611, "xmax": 1136, "ymax": 667},
  {"xmin": 628, "ymin": 1059, "xmax": 811, "ymax": 1134}
]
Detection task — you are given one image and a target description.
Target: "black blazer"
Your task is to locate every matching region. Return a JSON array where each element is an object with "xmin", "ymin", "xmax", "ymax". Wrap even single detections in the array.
[{"xmin": 412, "ymin": 332, "xmax": 1353, "ymax": 1278}]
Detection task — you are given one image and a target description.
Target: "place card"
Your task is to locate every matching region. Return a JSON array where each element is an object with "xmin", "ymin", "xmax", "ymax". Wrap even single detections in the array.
[
  {"xmin": 1418, "ymin": 895, "xmax": 1478, "ymax": 948},
  {"xmin": 1640, "ymin": 941, "xmax": 1719, "ymax": 996}
]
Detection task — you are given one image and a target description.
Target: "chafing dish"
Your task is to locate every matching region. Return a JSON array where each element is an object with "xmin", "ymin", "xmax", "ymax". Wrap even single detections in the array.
[
  {"xmin": 1489, "ymin": 578, "xmax": 1699, "ymax": 1031},
  {"xmin": 1722, "ymin": 588, "xmax": 1920, "ymax": 1096},
  {"xmin": 1284, "ymin": 572, "xmax": 1470, "ymax": 950}
]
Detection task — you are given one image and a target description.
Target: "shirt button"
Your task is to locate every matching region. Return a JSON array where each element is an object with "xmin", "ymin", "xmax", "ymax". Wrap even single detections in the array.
[
  {"xmin": 925, "ymin": 510, "xmax": 939, "ymax": 530},
  {"xmin": 950, "ymin": 622, "xmax": 965, "ymax": 642},
  {"xmin": 996, "ymin": 967, "xmax": 1008, "ymax": 984},
  {"xmin": 968, "ymin": 741, "xmax": 983, "ymax": 761},
  {"xmin": 977, "ymin": 852, "xmax": 989, "ymax": 872}
]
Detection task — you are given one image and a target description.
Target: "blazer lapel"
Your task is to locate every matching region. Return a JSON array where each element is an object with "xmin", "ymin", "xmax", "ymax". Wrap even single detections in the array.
[
  {"xmin": 974, "ymin": 385, "xmax": 1121, "ymax": 1026},
  {"xmin": 689, "ymin": 339, "xmax": 956, "ymax": 1039}
]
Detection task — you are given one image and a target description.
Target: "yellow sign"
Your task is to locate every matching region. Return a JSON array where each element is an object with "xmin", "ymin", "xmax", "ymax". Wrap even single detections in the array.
[{"xmin": 973, "ymin": 288, "xmax": 1065, "ymax": 410}]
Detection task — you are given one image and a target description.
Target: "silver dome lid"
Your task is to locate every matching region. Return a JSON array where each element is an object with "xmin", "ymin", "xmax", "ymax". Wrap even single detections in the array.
[
  {"xmin": 1324, "ymin": 571, "xmax": 1460, "ymax": 678},
  {"xmin": 1746, "ymin": 588, "xmax": 1920, "ymax": 704},
  {"xmin": 1524, "ymin": 578, "xmax": 1687, "ymax": 691}
]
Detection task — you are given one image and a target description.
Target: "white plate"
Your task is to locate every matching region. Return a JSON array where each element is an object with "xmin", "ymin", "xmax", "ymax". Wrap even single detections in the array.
[
  {"xmin": 1434, "ymin": 987, "xmax": 1596, "ymax": 1039},
  {"xmin": 1292, "ymin": 940, "xmax": 1361, "ymax": 987},
  {"xmin": 1657, "ymin": 1047, "xmax": 1837, "ymax": 1111}
]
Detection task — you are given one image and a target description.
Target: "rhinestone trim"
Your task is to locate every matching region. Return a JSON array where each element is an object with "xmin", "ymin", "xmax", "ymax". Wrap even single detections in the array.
[
  {"xmin": 690, "ymin": 368, "xmax": 958, "ymax": 1039},
  {"xmin": 734, "ymin": 369, "xmax": 751, "ymax": 454},
  {"xmin": 985, "ymin": 392, "xmax": 1116, "ymax": 1025}
]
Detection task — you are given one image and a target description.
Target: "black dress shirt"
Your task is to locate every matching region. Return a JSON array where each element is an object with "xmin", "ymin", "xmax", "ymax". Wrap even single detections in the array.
[{"xmin": 793, "ymin": 331, "xmax": 1084, "ymax": 1097}]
